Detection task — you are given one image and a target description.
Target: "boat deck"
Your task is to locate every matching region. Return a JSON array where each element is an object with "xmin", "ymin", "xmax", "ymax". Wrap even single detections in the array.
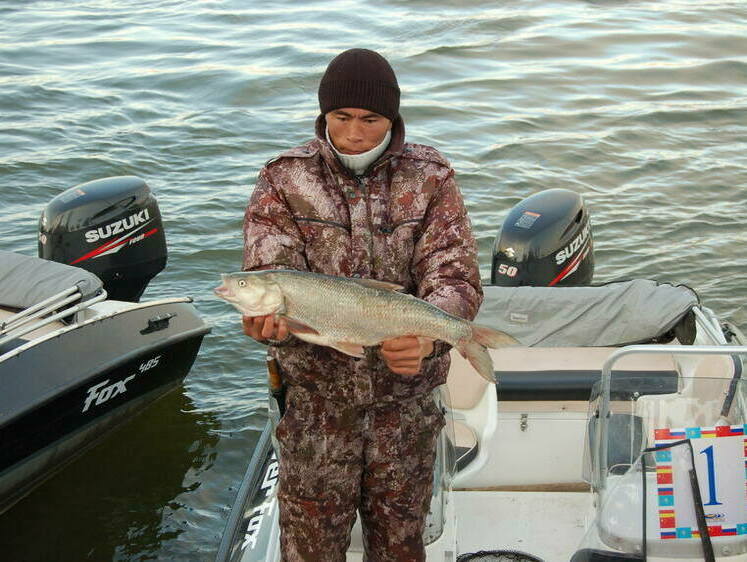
[
  {"xmin": 453, "ymin": 490, "xmax": 591, "ymax": 560},
  {"xmin": 344, "ymin": 490, "xmax": 590, "ymax": 561}
]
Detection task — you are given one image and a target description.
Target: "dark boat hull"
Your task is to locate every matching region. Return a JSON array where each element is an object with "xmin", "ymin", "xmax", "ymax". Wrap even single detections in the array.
[{"xmin": 0, "ymin": 299, "xmax": 209, "ymax": 513}]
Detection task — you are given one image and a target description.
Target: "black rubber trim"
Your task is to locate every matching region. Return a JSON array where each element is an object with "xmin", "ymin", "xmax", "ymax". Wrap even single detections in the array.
[
  {"xmin": 455, "ymin": 443, "xmax": 478, "ymax": 472},
  {"xmin": 495, "ymin": 369, "xmax": 679, "ymax": 401}
]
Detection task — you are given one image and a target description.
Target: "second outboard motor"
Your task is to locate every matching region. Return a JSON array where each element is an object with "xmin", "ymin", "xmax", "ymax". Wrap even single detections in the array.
[
  {"xmin": 491, "ymin": 188, "xmax": 594, "ymax": 286},
  {"xmin": 38, "ymin": 176, "xmax": 167, "ymax": 302}
]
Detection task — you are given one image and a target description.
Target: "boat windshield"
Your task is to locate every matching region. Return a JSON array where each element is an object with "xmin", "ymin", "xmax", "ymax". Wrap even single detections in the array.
[
  {"xmin": 577, "ymin": 349, "xmax": 747, "ymax": 560},
  {"xmin": 424, "ymin": 385, "xmax": 456, "ymax": 546}
]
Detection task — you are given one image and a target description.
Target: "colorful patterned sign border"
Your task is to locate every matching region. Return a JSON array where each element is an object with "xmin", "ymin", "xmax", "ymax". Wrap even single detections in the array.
[{"xmin": 654, "ymin": 424, "xmax": 746, "ymax": 540}]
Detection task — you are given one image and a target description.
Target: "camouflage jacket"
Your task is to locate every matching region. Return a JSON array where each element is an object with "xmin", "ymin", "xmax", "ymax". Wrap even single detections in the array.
[{"xmin": 243, "ymin": 115, "xmax": 483, "ymax": 406}]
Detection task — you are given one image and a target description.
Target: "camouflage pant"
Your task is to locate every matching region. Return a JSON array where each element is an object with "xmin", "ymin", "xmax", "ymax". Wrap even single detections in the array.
[{"xmin": 275, "ymin": 385, "xmax": 445, "ymax": 562}]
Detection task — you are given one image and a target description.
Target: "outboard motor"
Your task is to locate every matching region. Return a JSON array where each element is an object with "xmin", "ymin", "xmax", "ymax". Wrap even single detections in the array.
[
  {"xmin": 38, "ymin": 176, "xmax": 167, "ymax": 302},
  {"xmin": 491, "ymin": 188, "xmax": 594, "ymax": 286}
]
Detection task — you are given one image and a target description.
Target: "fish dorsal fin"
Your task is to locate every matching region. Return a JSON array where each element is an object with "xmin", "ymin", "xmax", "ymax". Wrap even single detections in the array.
[{"xmin": 350, "ymin": 278, "xmax": 404, "ymax": 292}]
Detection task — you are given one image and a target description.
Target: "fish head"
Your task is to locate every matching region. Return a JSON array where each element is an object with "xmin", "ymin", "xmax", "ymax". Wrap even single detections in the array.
[{"xmin": 214, "ymin": 272, "xmax": 284, "ymax": 316}]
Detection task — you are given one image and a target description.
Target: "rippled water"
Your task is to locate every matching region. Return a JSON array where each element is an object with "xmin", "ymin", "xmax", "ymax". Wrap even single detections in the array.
[{"xmin": 1, "ymin": 1, "xmax": 745, "ymax": 559}]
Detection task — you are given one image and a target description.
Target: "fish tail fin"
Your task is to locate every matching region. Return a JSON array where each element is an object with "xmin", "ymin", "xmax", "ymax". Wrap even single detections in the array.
[
  {"xmin": 471, "ymin": 323, "xmax": 519, "ymax": 349},
  {"xmin": 457, "ymin": 339, "xmax": 496, "ymax": 383},
  {"xmin": 455, "ymin": 324, "xmax": 518, "ymax": 384}
]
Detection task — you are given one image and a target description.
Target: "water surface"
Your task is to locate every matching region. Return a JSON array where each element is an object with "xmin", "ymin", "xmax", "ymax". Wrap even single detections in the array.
[{"xmin": 1, "ymin": 1, "xmax": 745, "ymax": 559}]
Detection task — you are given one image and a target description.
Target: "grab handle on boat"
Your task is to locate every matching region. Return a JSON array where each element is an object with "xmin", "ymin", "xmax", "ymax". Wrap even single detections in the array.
[{"xmin": 140, "ymin": 312, "xmax": 176, "ymax": 334}]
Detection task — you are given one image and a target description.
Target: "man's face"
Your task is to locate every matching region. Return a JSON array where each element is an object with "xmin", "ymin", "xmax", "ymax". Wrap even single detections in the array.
[{"xmin": 325, "ymin": 108, "xmax": 392, "ymax": 155}]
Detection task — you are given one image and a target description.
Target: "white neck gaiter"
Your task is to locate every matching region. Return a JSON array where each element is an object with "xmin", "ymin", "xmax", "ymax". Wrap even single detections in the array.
[{"xmin": 326, "ymin": 127, "xmax": 392, "ymax": 176}]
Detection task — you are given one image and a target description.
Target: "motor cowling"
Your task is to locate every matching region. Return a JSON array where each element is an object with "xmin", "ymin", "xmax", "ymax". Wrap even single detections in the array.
[
  {"xmin": 38, "ymin": 176, "xmax": 167, "ymax": 302},
  {"xmin": 491, "ymin": 188, "xmax": 594, "ymax": 286}
]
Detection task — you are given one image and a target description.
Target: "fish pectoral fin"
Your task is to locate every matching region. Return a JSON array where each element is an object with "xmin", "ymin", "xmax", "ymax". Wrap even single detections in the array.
[
  {"xmin": 329, "ymin": 341, "xmax": 366, "ymax": 358},
  {"xmin": 283, "ymin": 317, "xmax": 321, "ymax": 335},
  {"xmin": 349, "ymin": 278, "xmax": 404, "ymax": 292}
]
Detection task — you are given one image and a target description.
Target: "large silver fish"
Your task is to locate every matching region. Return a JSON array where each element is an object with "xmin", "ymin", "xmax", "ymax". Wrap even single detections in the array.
[{"xmin": 214, "ymin": 269, "xmax": 517, "ymax": 382}]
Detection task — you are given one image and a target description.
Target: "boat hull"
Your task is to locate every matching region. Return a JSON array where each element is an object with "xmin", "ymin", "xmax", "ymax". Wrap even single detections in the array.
[
  {"xmin": 0, "ymin": 299, "xmax": 209, "ymax": 513},
  {"xmin": 216, "ymin": 421, "xmax": 279, "ymax": 562}
]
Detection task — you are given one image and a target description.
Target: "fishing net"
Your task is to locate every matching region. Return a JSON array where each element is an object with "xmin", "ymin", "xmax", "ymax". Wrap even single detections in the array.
[{"xmin": 456, "ymin": 550, "xmax": 544, "ymax": 562}]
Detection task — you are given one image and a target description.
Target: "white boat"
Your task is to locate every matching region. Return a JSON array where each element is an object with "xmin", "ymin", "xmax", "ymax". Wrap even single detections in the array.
[
  {"xmin": 0, "ymin": 177, "xmax": 211, "ymax": 514},
  {"xmin": 215, "ymin": 190, "xmax": 746, "ymax": 562}
]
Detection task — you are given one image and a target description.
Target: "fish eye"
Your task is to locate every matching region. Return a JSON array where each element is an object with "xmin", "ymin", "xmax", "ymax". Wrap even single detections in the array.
[{"xmin": 238, "ymin": 280, "xmax": 246, "ymax": 287}]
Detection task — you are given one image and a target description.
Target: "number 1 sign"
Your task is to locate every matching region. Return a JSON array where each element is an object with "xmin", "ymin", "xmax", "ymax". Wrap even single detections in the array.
[{"xmin": 653, "ymin": 425, "xmax": 746, "ymax": 540}]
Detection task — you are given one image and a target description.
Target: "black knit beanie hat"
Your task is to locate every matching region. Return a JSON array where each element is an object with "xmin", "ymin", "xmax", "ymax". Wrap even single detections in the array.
[{"xmin": 318, "ymin": 49, "xmax": 400, "ymax": 121}]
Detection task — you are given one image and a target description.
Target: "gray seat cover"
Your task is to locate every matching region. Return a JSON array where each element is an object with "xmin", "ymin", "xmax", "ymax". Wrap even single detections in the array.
[
  {"xmin": 477, "ymin": 280, "xmax": 698, "ymax": 347},
  {"xmin": 0, "ymin": 251, "xmax": 103, "ymax": 309}
]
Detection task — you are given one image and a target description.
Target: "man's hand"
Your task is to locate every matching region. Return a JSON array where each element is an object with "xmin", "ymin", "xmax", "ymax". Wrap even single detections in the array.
[
  {"xmin": 243, "ymin": 315, "xmax": 289, "ymax": 342},
  {"xmin": 380, "ymin": 336, "xmax": 435, "ymax": 376}
]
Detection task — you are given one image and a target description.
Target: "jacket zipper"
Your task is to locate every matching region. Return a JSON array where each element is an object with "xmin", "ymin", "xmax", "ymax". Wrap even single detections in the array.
[{"xmin": 356, "ymin": 175, "xmax": 377, "ymax": 276}]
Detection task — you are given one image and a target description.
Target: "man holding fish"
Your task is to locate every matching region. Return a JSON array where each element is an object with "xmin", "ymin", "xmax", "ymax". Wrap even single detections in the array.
[{"xmin": 232, "ymin": 48, "xmax": 491, "ymax": 561}]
